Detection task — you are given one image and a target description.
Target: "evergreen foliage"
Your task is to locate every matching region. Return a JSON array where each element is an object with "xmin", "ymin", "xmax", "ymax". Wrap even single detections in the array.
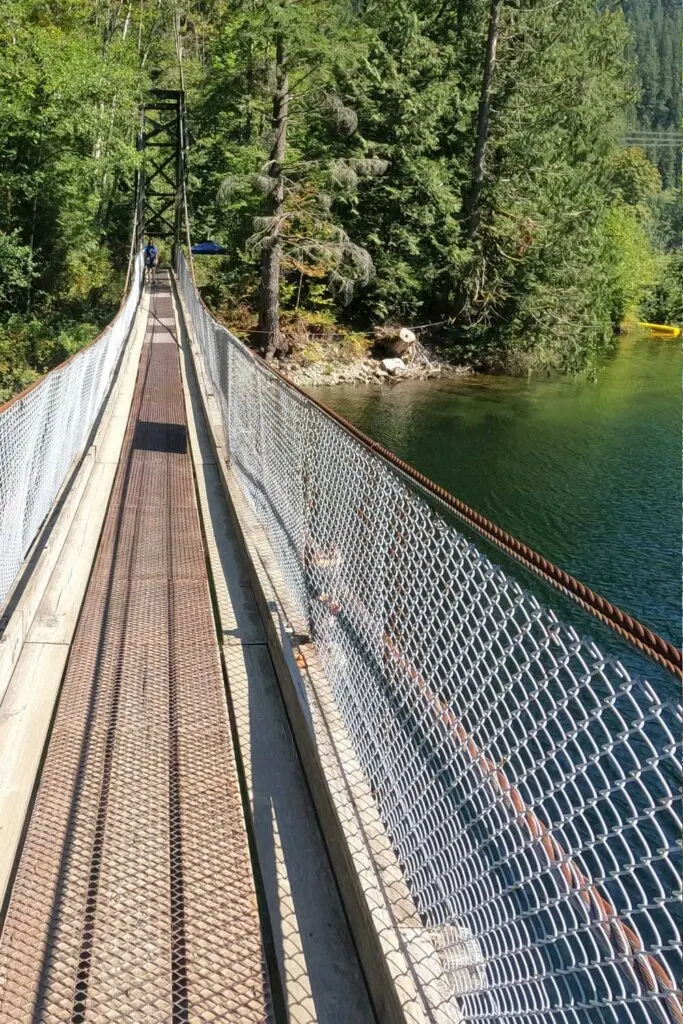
[
  {"xmin": 0, "ymin": 0, "xmax": 148, "ymax": 398},
  {"xmin": 0, "ymin": 0, "xmax": 679, "ymax": 396},
  {"xmin": 620, "ymin": 0, "xmax": 682, "ymax": 190}
]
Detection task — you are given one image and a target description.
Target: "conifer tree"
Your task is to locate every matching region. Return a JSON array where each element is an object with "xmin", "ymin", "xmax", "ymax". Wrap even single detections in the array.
[{"xmin": 215, "ymin": 0, "xmax": 382, "ymax": 359}]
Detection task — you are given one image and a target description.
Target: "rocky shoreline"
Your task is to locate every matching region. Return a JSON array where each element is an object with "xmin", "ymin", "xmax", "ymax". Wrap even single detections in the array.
[{"xmin": 272, "ymin": 353, "xmax": 472, "ymax": 388}]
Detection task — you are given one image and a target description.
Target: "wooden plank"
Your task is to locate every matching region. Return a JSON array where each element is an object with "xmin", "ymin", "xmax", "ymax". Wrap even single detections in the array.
[
  {"xmin": 0, "ymin": 451, "xmax": 94, "ymax": 705},
  {"xmin": 28, "ymin": 463, "xmax": 116, "ymax": 645},
  {"xmin": 225, "ymin": 641, "xmax": 375, "ymax": 1024},
  {"xmin": 0, "ymin": 641, "xmax": 70, "ymax": 901},
  {"xmin": 195, "ymin": 463, "xmax": 266, "ymax": 646}
]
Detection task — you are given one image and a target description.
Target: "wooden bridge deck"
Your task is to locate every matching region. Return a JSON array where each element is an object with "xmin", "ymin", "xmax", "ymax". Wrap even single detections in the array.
[{"xmin": 0, "ymin": 276, "xmax": 271, "ymax": 1022}]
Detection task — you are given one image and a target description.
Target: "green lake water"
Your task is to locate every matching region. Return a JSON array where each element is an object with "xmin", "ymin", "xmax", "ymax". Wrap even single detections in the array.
[{"xmin": 310, "ymin": 334, "xmax": 681, "ymax": 649}]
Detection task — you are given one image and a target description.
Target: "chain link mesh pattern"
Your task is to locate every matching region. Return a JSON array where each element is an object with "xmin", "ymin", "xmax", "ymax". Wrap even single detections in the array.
[
  {"xmin": 0, "ymin": 253, "xmax": 143, "ymax": 608},
  {"xmin": 177, "ymin": 251, "xmax": 681, "ymax": 1024}
]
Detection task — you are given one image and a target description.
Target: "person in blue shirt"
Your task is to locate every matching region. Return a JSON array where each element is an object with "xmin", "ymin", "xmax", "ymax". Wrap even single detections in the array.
[{"xmin": 144, "ymin": 240, "xmax": 159, "ymax": 283}]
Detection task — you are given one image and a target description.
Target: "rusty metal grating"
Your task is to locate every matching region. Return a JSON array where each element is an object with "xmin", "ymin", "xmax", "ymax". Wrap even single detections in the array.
[{"xmin": 0, "ymin": 274, "xmax": 271, "ymax": 1023}]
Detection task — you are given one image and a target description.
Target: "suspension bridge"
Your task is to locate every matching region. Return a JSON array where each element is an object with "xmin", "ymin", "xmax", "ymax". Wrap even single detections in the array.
[{"xmin": 0, "ymin": 91, "xmax": 680, "ymax": 1024}]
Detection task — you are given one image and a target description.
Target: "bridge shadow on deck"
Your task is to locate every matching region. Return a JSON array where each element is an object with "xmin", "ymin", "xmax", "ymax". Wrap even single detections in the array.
[{"xmin": 133, "ymin": 420, "xmax": 187, "ymax": 453}]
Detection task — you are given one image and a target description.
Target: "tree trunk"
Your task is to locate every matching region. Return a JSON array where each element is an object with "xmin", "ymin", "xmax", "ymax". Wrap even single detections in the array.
[
  {"xmin": 245, "ymin": 39, "xmax": 254, "ymax": 142},
  {"xmin": 466, "ymin": 0, "xmax": 502, "ymax": 241},
  {"xmin": 25, "ymin": 191, "xmax": 39, "ymax": 314},
  {"xmin": 25, "ymin": 136, "xmax": 43, "ymax": 314},
  {"xmin": 260, "ymin": 243, "xmax": 282, "ymax": 361},
  {"xmin": 259, "ymin": 35, "xmax": 289, "ymax": 361}
]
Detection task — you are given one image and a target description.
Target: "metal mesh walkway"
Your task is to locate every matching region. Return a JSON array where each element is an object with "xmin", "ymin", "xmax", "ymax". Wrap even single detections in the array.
[{"xmin": 0, "ymin": 275, "xmax": 270, "ymax": 1023}]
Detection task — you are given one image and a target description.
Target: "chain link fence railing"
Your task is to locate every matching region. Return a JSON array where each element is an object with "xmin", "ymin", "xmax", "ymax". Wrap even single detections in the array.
[
  {"xmin": 0, "ymin": 253, "xmax": 143, "ymax": 608},
  {"xmin": 176, "ymin": 250, "xmax": 681, "ymax": 1024}
]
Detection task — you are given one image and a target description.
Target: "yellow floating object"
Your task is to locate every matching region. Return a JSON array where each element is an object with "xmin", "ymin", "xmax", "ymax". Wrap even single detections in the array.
[{"xmin": 637, "ymin": 322, "xmax": 681, "ymax": 338}]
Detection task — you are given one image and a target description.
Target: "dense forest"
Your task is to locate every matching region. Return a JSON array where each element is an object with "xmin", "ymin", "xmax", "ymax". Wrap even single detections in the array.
[
  {"xmin": 622, "ymin": 0, "xmax": 681, "ymax": 190},
  {"xmin": 0, "ymin": 0, "xmax": 681, "ymax": 399}
]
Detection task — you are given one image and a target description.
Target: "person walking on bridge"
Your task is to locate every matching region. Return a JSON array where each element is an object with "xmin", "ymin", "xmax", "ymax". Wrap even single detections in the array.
[{"xmin": 144, "ymin": 238, "xmax": 159, "ymax": 284}]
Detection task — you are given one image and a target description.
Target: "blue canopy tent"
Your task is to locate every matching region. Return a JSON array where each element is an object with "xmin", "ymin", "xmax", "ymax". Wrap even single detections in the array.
[{"xmin": 191, "ymin": 240, "xmax": 226, "ymax": 255}]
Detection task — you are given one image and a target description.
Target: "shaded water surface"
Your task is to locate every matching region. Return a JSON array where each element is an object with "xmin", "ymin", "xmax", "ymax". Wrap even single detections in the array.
[{"xmin": 310, "ymin": 335, "xmax": 681, "ymax": 648}]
